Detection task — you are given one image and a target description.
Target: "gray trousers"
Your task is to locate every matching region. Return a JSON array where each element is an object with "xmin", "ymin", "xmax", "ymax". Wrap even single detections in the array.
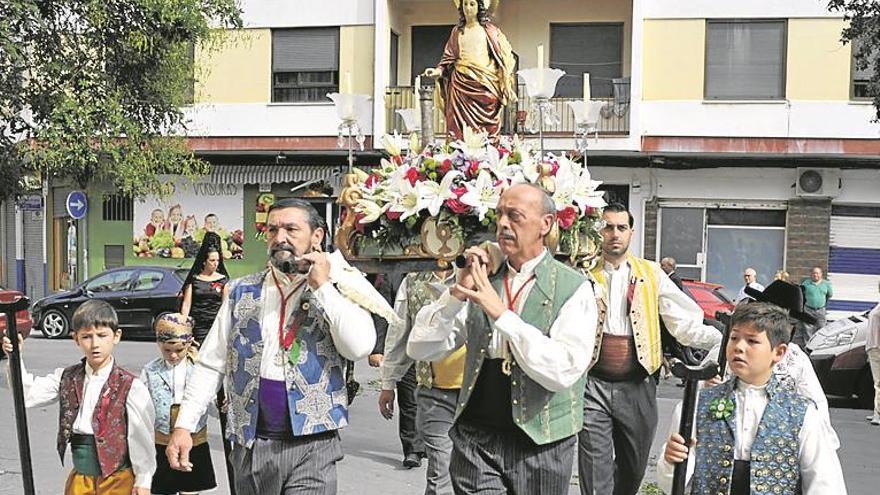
[
  {"xmin": 449, "ymin": 422, "xmax": 576, "ymax": 495},
  {"xmin": 416, "ymin": 386, "xmax": 460, "ymax": 495},
  {"xmin": 229, "ymin": 432, "xmax": 344, "ymax": 495},
  {"xmin": 578, "ymin": 375, "xmax": 658, "ymax": 495}
]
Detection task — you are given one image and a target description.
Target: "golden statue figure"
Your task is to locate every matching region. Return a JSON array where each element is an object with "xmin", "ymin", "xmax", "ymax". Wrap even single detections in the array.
[{"xmin": 422, "ymin": 0, "xmax": 516, "ymax": 142}]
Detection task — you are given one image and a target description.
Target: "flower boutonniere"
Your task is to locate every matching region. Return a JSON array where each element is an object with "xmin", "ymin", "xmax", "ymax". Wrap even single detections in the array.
[{"xmin": 708, "ymin": 397, "xmax": 735, "ymax": 420}]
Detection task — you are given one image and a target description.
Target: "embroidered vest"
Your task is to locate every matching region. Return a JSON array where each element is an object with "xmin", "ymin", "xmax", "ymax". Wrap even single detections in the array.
[
  {"xmin": 458, "ymin": 254, "xmax": 586, "ymax": 445},
  {"xmin": 224, "ymin": 271, "xmax": 348, "ymax": 448},
  {"xmin": 57, "ymin": 361, "xmax": 135, "ymax": 478},
  {"xmin": 142, "ymin": 357, "xmax": 207, "ymax": 435},
  {"xmin": 693, "ymin": 376, "xmax": 808, "ymax": 495},
  {"xmin": 590, "ymin": 254, "xmax": 663, "ymax": 374},
  {"xmin": 406, "ymin": 272, "xmax": 463, "ymax": 389}
]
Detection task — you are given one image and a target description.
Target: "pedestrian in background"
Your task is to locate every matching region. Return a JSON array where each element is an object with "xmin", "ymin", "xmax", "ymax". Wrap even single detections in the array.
[
  {"xmin": 774, "ymin": 270, "xmax": 790, "ymax": 282},
  {"xmin": 801, "ymin": 266, "xmax": 833, "ymax": 334},
  {"xmin": 736, "ymin": 267, "xmax": 764, "ymax": 303},
  {"xmin": 865, "ymin": 281, "xmax": 880, "ymax": 426},
  {"xmin": 180, "ymin": 232, "xmax": 229, "ymax": 344}
]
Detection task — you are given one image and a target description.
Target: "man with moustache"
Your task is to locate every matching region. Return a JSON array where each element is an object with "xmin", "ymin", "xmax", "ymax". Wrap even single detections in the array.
[
  {"xmin": 166, "ymin": 198, "xmax": 377, "ymax": 495},
  {"xmin": 578, "ymin": 203, "xmax": 722, "ymax": 495},
  {"xmin": 409, "ymin": 183, "xmax": 598, "ymax": 494}
]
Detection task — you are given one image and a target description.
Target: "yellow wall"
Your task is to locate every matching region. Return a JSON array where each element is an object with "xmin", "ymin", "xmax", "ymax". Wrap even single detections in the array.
[
  {"xmin": 786, "ymin": 19, "xmax": 850, "ymax": 100},
  {"xmin": 195, "ymin": 30, "xmax": 271, "ymax": 104},
  {"xmin": 642, "ymin": 19, "xmax": 705, "ymax": 100},
  {"xmin": 391, "ymin": 0, "xmax": 632, "ymax": 85},
  {"xmin": 340, "ymin": 25, "xmax": 376, "ymax": 95}
]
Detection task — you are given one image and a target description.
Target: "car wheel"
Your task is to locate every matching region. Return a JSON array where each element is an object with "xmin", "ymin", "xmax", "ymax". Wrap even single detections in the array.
[
  {"xmin": 40, "ymin": 310, "xmax": 69, "ymax": 339},
  {"xmin": 857, "ymin": 368, "xmax": 875, "ymax": 410}
]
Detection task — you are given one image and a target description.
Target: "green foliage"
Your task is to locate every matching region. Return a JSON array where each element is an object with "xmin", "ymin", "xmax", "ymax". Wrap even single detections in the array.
[
  {"xmin": 829, "ymin": 0, "xmax": 880, "ymax": 119},
  {"xmin": 0, "ymin": 0, "xmax": 242, "ymax": 199}
]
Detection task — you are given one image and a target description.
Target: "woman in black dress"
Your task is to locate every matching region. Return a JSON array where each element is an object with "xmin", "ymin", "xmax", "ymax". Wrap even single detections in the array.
[{"xmin": 180, "ymin": 232, "xmax": 229, "ymax": 344}]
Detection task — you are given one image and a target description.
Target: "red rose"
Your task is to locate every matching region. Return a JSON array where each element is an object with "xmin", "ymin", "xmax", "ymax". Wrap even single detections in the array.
[
  {"xmin": 365, "ymin": 173, "xmax": 381, "ymax": 188},
  {"xmin": 386, "ymin": 210, "xmax": 402, "ymax": 221},
  {"xmin": 498, "ymin": 146, "xmax": 510, "ymax": 158},
  {"xmin": 550, "ymin": 161, "xmax": 560, "ymax": 175},
  {"xmin": 583, "ymin": 206, "xmax": 595, "ymax": 216},
  {"xmin": 446, "ymin": 198, "xmax": 471, "ymax": 214},
  {"xmin": 451, "ymin": 185, "xmax": 467, "ymax": 197},
  {"xmin": 404, "ymin": 167, "xmax": 420, "ymax": 186},
  {"xmin": 468, "ymin": 159, "xmax": 481, "ymax": 177},
  {"xmin": 557, "ymin": 206, "xmax": 577, "ymax": 230},
  {"xmin": 439, "ymin": 159, "xmax": 453, "ymax": 175}
]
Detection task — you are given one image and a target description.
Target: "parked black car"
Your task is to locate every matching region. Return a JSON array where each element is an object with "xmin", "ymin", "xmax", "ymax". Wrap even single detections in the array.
[{"xmin": 32, "ymin": 266, "xmax": 188, "ymax": 339}]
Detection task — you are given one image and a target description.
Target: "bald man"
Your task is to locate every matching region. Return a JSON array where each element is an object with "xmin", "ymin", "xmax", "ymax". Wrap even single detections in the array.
[
  {"xmin": 409, "ymin": 183, "xmax": 598, "ymax": 495},
  {"xmin": 736, "ymin": 267, "xmax": 764, "ymax": 303}
]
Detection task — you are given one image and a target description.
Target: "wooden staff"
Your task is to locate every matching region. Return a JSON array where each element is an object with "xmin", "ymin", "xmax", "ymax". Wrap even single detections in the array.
[
  {"xmin": 670, "ymin": 359, "xmax": 719, "ymax": 495},
  {"xmin": 1, "ymin": 295, "xmax": 35, "ymax": 495}
]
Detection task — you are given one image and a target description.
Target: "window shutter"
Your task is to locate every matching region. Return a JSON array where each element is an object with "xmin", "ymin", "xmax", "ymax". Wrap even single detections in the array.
[
  {"xmin": 550, "ymin": 24, "xmax": 623, "ymax": 98},
  {"xmin": 273, "ymin": 28, "xmax": 340, "ymax": 72},
  {"xmin": 705, "ymin": 20, "xmax": 786, "ymax": 100}
]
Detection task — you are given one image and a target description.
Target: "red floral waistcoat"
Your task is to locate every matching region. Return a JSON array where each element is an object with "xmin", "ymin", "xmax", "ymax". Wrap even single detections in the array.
[{"xmin": 57, "ymin": 360, "xmax": 135, "ymax": 478}]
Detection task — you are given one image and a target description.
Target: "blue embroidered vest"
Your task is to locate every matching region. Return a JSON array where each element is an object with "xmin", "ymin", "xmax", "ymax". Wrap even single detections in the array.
[
  {"xmin": 224, "ymin": 271, "xmax": 348, "ymax": 448},
  {"xmin": 142, "ymin": 357, "xmax": 207, "ymax": 435},
  {"xmin": 693, "ymin": 376, "xmax": 808, "ymax": 495}
]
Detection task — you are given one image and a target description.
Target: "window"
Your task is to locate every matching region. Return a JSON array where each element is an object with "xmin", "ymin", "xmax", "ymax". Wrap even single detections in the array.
[
  {"xmin": 851, "ymin": 39, "xmax": 874, "ymax": 100},
  {"xmin": 272, "ymin": 27, "xmax": 340, "ymax": 103},
  {"xmin": 550, "ymin": 23, "xmax": 623, "ymax": 98},
  {"xmin": 705, "ymin": 20, "xmax": 786, "ymax": 100},
  {"xmin": 390, "ymin": 31, "xmax": 400, "ymax": 85},
  {"xmin": 132, "ymin": 270, "xmax": 164, "ymax": 292},
  {"xmin": 411, "ymin": 25, "xmax": 455, "ymax": 85},
  {"xmin": 85, "ymin": 269, "xmax": 135, "ymax": 293},
  {"xmin": 102, "ymin": 194, "xmax": 133, "ymax": 221},
  {"xmin": 104, "ymin": 245, "xmax": 125, "ymax": 269}
]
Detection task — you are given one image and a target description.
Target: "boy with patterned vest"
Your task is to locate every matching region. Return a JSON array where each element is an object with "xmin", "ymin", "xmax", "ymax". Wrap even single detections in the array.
[
  {"xmin": 166, "ymin": 199, "xmax": 379, "ymax": 495},
  {"xmin": 381, "ymin": 269, "xmax": 461, "ymax": 494},
  {"xmin": 2, "ymin": 300, "xmax": 156, "ymax": 495},
  {"xmin": 141, "ymin": 313, "xmax": 216, "ymax": 494},
  {"xmin": 657, "ymin": 302, "xmax": 846, "ymax": 495},
  {"xmin": 409, "ymin": 184, "xmax": 599, "ymax": 494}
]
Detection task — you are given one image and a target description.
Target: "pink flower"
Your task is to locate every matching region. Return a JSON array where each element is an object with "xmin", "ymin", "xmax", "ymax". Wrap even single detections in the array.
[
  {"xmin": 365, "ymin": 173, "xmax": 381, "ymax": 188},
  {"xmin": 404, "ymin": 167, "xmax": 420, "ymax": 186},
  {"xmin": 386, "ymin": 210, "xmax": 402, "ymax": 221},
  {"xmin": 439, "ymin": 159, "xmax": 453, "ymax": 175},
  {"xmin": 557, "ymin": 206, "xmax": 577, "ymax": 230},
  {"xmin": 451, "ymin": 185, "xmax": 467, "ymax": 197},
  {"xmin": 468, "ymin": 159, "xmax": 480, "ymax": 177},
  {"xmin": 446, "ymin": 198, "xmax": 471, "ymax": 214},
  {"xmin": 391, "ymin": 155, "xmax": 404, "ymax": 166}
]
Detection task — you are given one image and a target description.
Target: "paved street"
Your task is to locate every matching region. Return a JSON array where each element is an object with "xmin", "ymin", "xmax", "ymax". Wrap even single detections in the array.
[{"xmin": 1, "ymin": 336, "xmax": 876, "ymax": 494}]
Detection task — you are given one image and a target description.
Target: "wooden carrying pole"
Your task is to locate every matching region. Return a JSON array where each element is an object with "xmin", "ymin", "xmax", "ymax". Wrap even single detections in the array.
[{"xmin": 1, "ymin": 295, "xmax": 35, "ymax": 495}]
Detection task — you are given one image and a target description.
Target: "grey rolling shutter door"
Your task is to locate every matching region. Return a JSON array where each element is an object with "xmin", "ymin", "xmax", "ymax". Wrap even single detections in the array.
[
  {"xmin": 53, "ymin": 186, "xmax": 73, "ymax": 218},
  {"xmin": 550, "ymin": 24, "xmax": 622, "ymax": 98},
  {"xmin": 411, "ymin": 25, "xmax": 454, "ymax": 85},
  {"xmin": 23, "ymin": 211, "xmax": 43, "ymax": 298},
  {"xmin": 705, "ymin": 20, "xmax": 786, "ymax": 100},
  {"xmin": 2, "ymin": 202, "xmax": 13, "ymax": 288},
  {"xmin": 273, "ymin": 28, "xmax": 340, "ymax": 72}
]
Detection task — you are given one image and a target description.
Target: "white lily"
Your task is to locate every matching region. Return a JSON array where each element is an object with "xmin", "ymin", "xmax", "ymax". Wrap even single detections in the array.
[
  {"xmin": 381, "ymin": 132, "xmax": 405, "ymax": 157},
  {"xmin": 419, "ymin": 170, "xmax": 462, "ymax": 216},
  {"xmin": 481, "ymin": 145, "xmax": 522, "ymax": 182},
  {"xmin": 571, "ymin": 167, "xmax": 607, "ymax": 212},
  {"xmin": 355, "ymin": 198, "xmax": 389, "ymax": 223},
  {"xmin": 460, "ymin": 170, "xmax": 501, "ymax": 221},
  {"xmin": 387, "ymin": 176, "xmax": 425, "ymax": 220},
  {"xmin": 451, "ymin": 126, "xmax": 489, "ymax": 160}
]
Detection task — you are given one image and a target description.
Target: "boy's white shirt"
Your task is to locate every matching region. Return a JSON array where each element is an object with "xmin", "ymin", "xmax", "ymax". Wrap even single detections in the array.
[
  {"xmin": 3, "ymin": 357, "xmax": 157, "ymax": 489},
  {"xmin": 655, "ymin": 379, "xmax": 847, "ymax": 495}
]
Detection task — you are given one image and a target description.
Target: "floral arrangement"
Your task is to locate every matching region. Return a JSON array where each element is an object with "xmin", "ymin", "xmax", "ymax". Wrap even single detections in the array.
[{"xmin": 346, "ymin": 128, "xmax": 606, "ymax": 266}]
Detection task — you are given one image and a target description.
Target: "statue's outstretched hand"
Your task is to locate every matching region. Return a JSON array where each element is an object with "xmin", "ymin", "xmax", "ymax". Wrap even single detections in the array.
[{"xmin": 422, "ymin": 68, "xmax": 441, "ymax": 79}]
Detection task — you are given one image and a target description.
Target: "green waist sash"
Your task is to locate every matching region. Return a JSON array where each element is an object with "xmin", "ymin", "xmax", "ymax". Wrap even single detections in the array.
[{"xmin": 70, "ymin": 434, "xmax": 130, "ymax": 477}]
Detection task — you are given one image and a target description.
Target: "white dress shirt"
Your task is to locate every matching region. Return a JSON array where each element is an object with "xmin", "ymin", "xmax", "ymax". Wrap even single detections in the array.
[
  {"xmin": 175, "ymin": 268, "xmax": 376, "ymax": 431},
  {"xmin": 866, "ymin": 301, "xmax": 880, "ymax": 350},
  {"xmin": 381, "ymin": 271, "xmax": 455, "ymax": 390},
  {"xmin": 656, "ymin": 380, "xmax": 847, "ymax": 495},
  {"xmin": 407, "ymin": 250, "xmax": 598, "ymax": 392},
  {"xmin": 4, "ymin": 357, "xmax": 156, "ymax": 489},
  {"xmin": 170, "ymin": 359, "xmax": 187, "ymax": 404},
  {"xmin": 599, "ymin": 260, "xmax": 721, "ymax": 352}
]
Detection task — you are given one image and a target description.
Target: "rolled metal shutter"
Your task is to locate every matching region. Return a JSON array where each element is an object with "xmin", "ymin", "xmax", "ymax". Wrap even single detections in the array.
[{"xmin": 827, "ymin": 205, "xmax": 880, "ymax": 319}]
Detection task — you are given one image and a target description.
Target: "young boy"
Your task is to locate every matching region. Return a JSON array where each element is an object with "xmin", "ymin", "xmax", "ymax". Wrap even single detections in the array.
[
  {"xmin": 140, "ymin": 313, "xmax": 216, "ymax": 495},
  {"xmin": 656, "ymin": 302, "xmax": 846, "ymax": 495},
  {"xmin": 2, "ymin": 300, "xmax": 156, "ymax": 495}
]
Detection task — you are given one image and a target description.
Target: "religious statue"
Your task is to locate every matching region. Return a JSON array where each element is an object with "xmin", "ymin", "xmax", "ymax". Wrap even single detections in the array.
[{"xmin": 422, "ymin": 0, "xmax": 516, "ymax": 142}]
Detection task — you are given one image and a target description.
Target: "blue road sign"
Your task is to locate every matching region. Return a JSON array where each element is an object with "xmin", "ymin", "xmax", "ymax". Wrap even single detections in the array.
[{"xmin": 66, "ymin": 191, "xmax": 88, "ymax": 220}]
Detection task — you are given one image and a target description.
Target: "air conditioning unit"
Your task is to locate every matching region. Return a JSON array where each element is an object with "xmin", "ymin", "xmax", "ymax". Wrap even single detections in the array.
[{"xmin": 795, "ymin": 168, "xmax": 840, "ymax": 198}]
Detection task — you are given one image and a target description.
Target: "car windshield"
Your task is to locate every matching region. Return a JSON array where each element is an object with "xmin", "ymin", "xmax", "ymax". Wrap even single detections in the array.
[{"xmin": 85, "ymin": 270, "xmax": 135, "ymax": 292}]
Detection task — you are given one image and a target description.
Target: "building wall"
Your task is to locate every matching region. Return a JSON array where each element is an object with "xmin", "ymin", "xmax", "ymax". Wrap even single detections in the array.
[
  {"xmin": 786, "ymin": 198, "xmax": 832, "ymax": 282},
  {"xmin": 640, "ymin": 16, "xmax": 880, "ymax": 139}
]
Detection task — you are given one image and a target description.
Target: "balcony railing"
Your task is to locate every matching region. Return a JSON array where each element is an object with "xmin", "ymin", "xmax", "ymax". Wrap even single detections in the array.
[{"xmin": 384, "ymin": 79, "xmax": 630, "ymax": 138}]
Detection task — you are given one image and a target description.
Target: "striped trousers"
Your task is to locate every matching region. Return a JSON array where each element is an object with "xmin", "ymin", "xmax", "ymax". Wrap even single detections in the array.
[
  {"xmin": 229, "ymin": 432, "xmax": 344, "ymax": 495},
  {"xmin": 448, "ymin": 422, "xmax": 576, "ymax": 495}
]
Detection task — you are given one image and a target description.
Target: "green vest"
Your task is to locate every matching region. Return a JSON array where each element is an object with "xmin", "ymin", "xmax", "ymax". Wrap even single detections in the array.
[
  {"xmin": 458, "ymin": 253, "xmax": 587, "ymax": 445},
  {"xmin": 406, "ymin": 271, "xmax": 452, "ymax": 388}
]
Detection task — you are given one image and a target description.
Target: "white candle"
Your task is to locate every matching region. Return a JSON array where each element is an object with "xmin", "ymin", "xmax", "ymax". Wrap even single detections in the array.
[
  {"xmin": 583, "ymin": 73, "xmax": 591, "ymax": 103},
  {"xmin": 537, "ymin": 44, "xmax": 544, "ymax": 93},
  {"xmin": 344, "ymin": 71, "xmax": 352, "ymax": 94}
]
